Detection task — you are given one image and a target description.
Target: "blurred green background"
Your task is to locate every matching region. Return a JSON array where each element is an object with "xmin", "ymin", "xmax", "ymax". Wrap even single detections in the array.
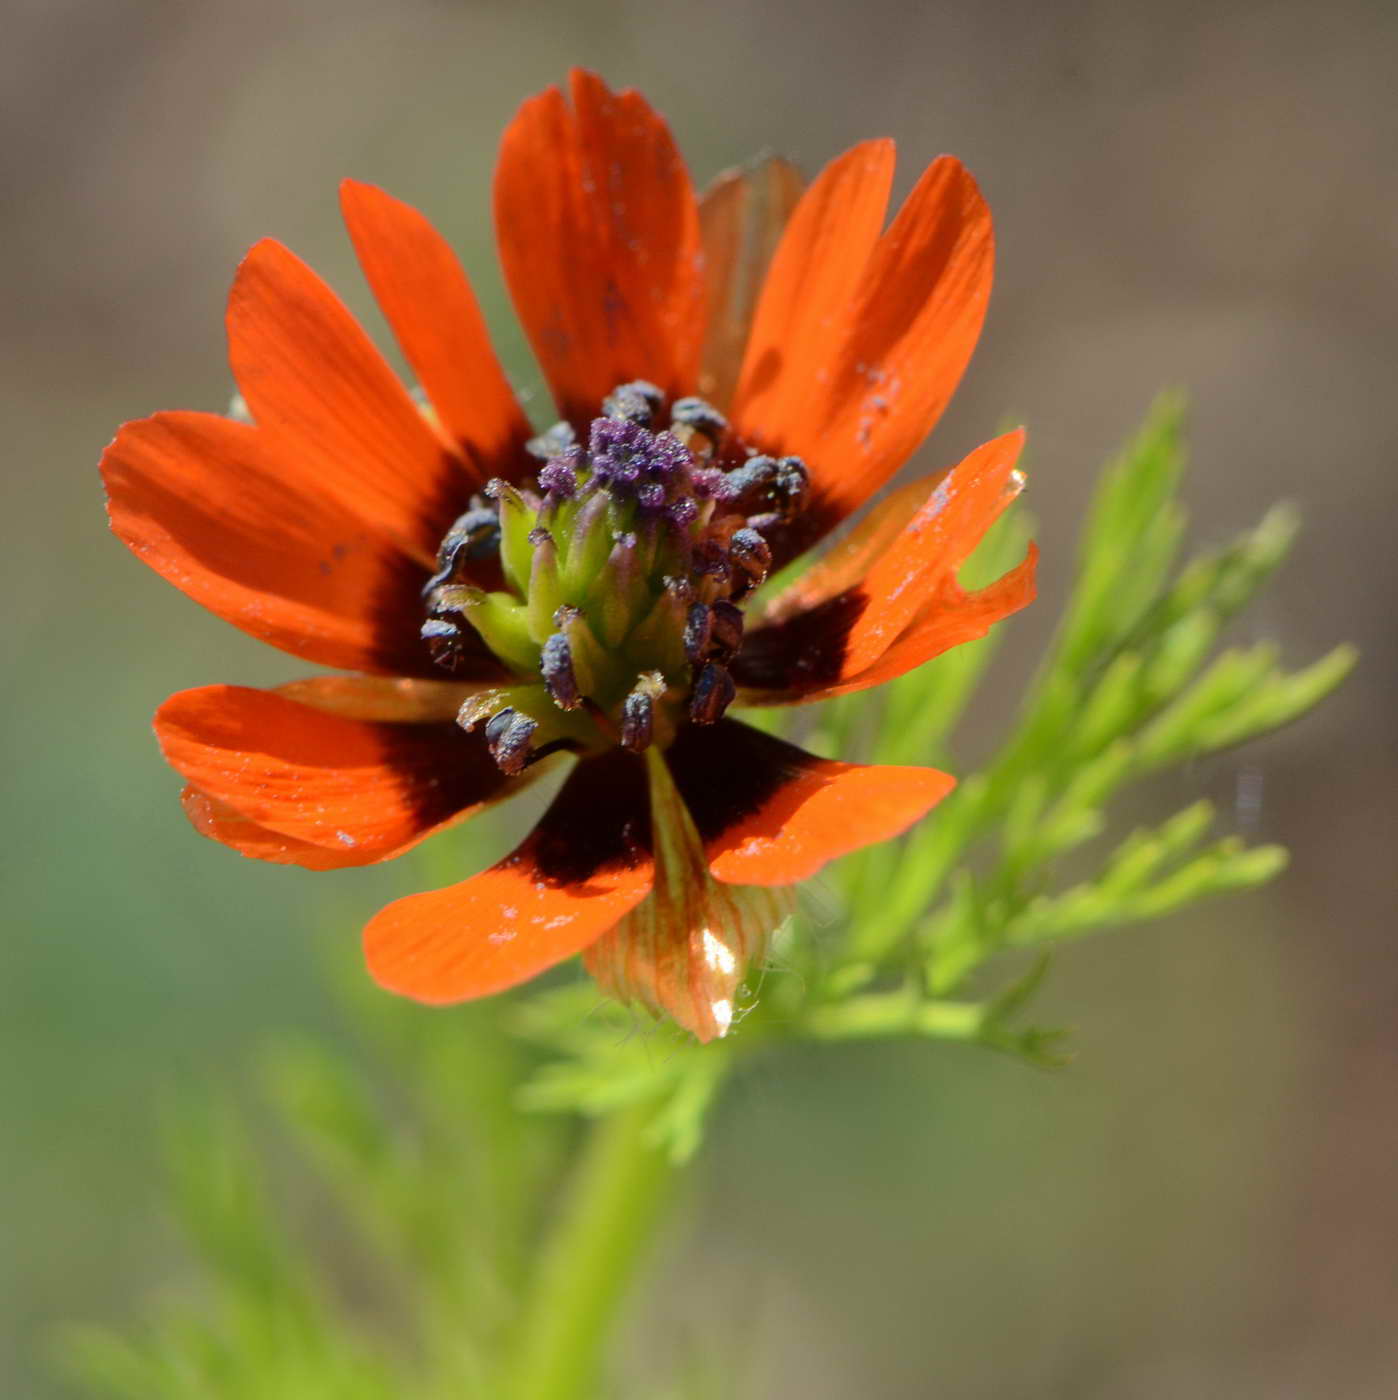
[{"xmin": 5, "ymin": 1, "xmax": 1395, "ymax": 1395}]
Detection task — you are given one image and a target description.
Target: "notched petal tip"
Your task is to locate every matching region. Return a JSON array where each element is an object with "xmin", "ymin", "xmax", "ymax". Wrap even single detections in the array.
[{"xmin": 495, "ymin": 66, "xmax": 703, "ymax": 422}]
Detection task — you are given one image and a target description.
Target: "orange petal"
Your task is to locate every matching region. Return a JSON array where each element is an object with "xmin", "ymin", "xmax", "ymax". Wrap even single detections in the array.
[
  {"xmin": 274, "ymin": 674, "xmax": 486, "ymax": 723},
  {"xmin": 838, "ymin": 543, "xmax": 1039, "ymax": 694},
  {"xmin": 102, "ymin": 410, "xmax": 499, "ymax": 678},
  {"xmin": 365, "ymin": 750, "xmax": 654, "ymax": 1003},
  {"xmin": 339, "ymin": 180, "xmax": 533, "ymax": 481},
  {"xmin": 493, "ymin": 70, "xmax": 705, "ymax": 423},
  {"xmin": 732, "ymin": 432, "xmax": 1030, "ymax": 702},
  {"xmin": 730, "ymin": 152, "xmax": 993, "ymax": 557},
  {"xmin": 227, "ymin": 238, "xmax": 473, "ymax": 564},
  {"xmin": 697, "ymin": 155, "xmax": 806, "ymax": 409},
  {"xmin": 758, "ymin": 470, "xmax": 950, "ymax": 627},
  {"xmin": 156, "ymin": 685, "xmax": 512, "ymax": 861},
  {"xmin": 180, "ymin": 787, "xmax": 384, "ymax": 870},
  {"xmin": 729, "ymin": 140, "xmax": 893, "ymax": 451},
  {"xmin": 665, "ymin": 720, "xmax": 955, "ymax": 886}
]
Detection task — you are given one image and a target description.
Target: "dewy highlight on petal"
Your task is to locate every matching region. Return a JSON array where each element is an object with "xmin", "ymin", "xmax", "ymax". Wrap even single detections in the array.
[{"xmin": 101, "ymin": 69, "xmax": 1037, "ymax": 1039}]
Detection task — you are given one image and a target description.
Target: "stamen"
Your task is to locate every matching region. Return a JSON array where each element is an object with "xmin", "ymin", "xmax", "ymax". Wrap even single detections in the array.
[
  {"xmin": 537, "ymin": 449, "xmax": 581, "ymax": 499},
  {"xmin": 420, "ymin": 616, "xmax": 469, "ymax": 672},
  {"xmin": 603, "ymin": 379, "xmax": 664, "ymax": 425},
  {"xmin": 526, "ymin": 420, "xmax": 576, "ymax": 461},
  {"xmin": 620, "ymin": 689, "xmax": 653, "ymax": 752},
  {"xmin": 727, "ymin": 527, "xmax": 772, "ymax": 598},
  {"xmin": 667, "ymin": 496, "xmax": 699, "ymax": 527},
  {"xmin": 689, "ymin": 661, "xmax": 736, "ymax": 724},
  {"xmin": 708, "ymin": 600, "xmax": 744, "ymax": 660},
  {"xmin": 683, "ymin": 602, "xmax": 712, "ymax": 664},
  {"xmin": 422, "ymin": 504, "xmax": 500, "ymax": 596},
  {"xmin": 540, "ymin": 632, "xmax": 580, "ymax": 710},
  {"xmin": 720, "ymin": 453, "xmax": 810, "ymax": 524},
  {"xmin": 670, "ymin": 396, "xmax": 728, "ymax": 441},
  {"xmin": 483, "ymin": 707, "xmax": 537, "ymax": 775}
]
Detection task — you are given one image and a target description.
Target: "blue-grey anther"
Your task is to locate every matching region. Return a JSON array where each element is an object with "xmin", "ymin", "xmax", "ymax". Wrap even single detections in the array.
[
  {"xmin": 541, "ymin": 632, "xmax": 581, "ymax": 710},
  {"xmin": 526, "ymin": 420, "xmax": 576, "ymax": 461},
  {"xmin": 485, "ymin": 707, "xmax": 537, "ymax": 776},
  {"xmin": 709, "ymin": 600, "xmax": 744, "ymax": 660},
  {"xmin": 670, "ymin": 396, "xmax": 728, "ymax": 440},
  {"xmin": 420, "ymin": 616, "xmax": 468, "ymax": 672},
  {"xmin": 683, "ymin": 602, "xmax": 713, "ymax": 663},
  {"xmin": 727, "ymin": 527, "xmax": 772, "ymax": 597},
  {"xmin": 422, "ymin": 503, "xmax": 500, "ymax": 596},
  {"xmin": 603, "ymin": 379, "xmax": 664, "ymax": 425},
  {"xmin": 721, "ymin": 453, "xmax": 810, "ymax": 527},
  {"xmin": 620, "ymin": 689, "xmax": 654, "ymax": 752},
  {"xmin": 689, "ymin": 661, "xmax": 736, "ymax": 725}
]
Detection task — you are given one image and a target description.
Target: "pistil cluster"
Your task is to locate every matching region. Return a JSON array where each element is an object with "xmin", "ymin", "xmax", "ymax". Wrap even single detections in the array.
[{"xmin": 421, "ymin": 382, "xmax": 809, "ymax": 774}]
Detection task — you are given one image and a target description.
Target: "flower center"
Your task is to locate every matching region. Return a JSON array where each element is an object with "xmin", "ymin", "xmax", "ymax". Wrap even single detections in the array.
[{"xmin": 421, "ymin": 381, "xmax": 809, "ymax": 774}]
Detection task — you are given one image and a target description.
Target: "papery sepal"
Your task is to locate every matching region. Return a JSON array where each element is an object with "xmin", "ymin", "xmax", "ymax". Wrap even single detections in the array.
[{"xmin": 582, "ymin": 749, "xmax": 793, "ymax": 1040}]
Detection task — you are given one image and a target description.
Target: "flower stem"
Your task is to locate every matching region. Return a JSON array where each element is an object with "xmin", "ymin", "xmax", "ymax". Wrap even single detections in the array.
[{"xmin": 507, "ymin": 1101, "xmax": 676, "ymax": 1400}]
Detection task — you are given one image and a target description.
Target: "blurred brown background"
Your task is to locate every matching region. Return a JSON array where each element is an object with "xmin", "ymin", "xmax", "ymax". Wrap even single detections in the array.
[{"xmin": 4, "ymin": 1, "xmax": 1395, "ymax": 1396}]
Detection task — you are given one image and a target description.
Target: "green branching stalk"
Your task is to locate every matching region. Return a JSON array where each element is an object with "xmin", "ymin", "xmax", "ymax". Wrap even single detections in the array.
[
  {"xmin": 60, "ymin": 397, "xmax": 1353, "ymax": 1400},
  {"xmin": 506, "ymin": 1102, "xmax": 676, "ymax": 1400}
]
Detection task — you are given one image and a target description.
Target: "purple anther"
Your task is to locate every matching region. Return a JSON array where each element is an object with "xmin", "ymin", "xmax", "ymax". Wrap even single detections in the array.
[
  {"xmin": 590, "ymin": 417, "xmax": 647, "ymax": 484},
  {"xmin": 690, "ymin": 466, "xmax": 725, "ymax": 499},
  {"xmin": 537, "ymin": 451, "xmax": 581, "ymax": 498},
  {"xmin": 667, "ymin": 495, "xmax": 699, "ymax": 527}
]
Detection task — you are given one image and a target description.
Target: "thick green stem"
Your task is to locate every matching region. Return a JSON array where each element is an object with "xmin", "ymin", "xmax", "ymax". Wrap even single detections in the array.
[{"xmin": 507, "ymin": 1102, "xmax": 676, "ymax": 1400}]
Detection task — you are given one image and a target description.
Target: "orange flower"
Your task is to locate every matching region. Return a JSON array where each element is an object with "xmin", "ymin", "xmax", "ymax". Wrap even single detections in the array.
[{"xmin": 102, "ymin": 71, "xmax": 1037, "ymax": 1040}]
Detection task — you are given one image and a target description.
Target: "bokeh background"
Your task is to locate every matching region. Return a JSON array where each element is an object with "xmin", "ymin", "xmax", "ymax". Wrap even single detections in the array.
[{"xmin": 5, "ymin": 1, "xmax": 1395, "ymax": 1395}]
